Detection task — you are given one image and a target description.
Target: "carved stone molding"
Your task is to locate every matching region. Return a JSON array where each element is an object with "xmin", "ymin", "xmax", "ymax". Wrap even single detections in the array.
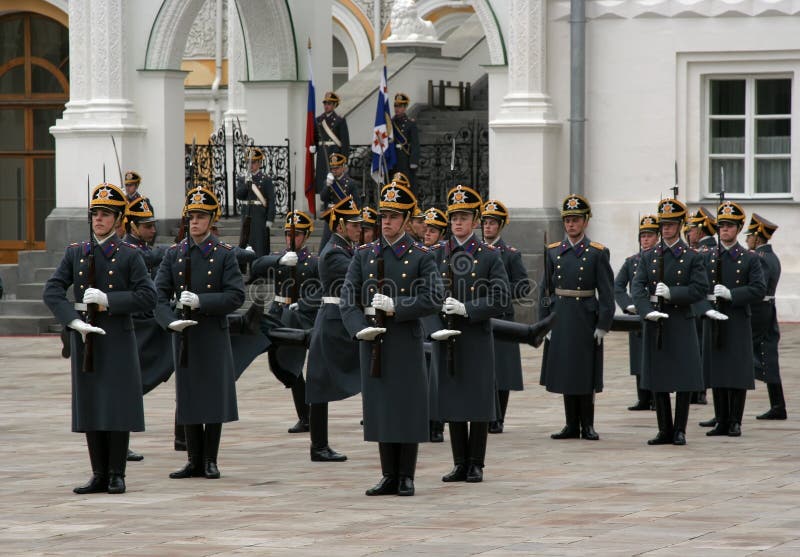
[
  {"xmin": 550, "ymin": 0, "xmax": 800, "ymax": 20},
  {"xmin": 468, "ymin": 0, "xmax": 506, "ymax": 64},
  {"xmin": 145, "ymin": 0, "xmax": 208, "ymax": 69},
  {"xmin": 234, "ymin": 0, "xmax": 297, "ymax": 80},
  {"xmin": 184, "ymin": 0, "xmax": 228, "ymax": 59}
]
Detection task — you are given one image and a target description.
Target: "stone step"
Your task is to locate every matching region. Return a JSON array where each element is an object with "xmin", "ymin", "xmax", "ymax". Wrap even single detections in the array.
[
  {"xmin": 16, "ymin": 283, "xmax": 45, "ymax": 300},
  {"xmin": 0, "ymin": 299, "xmax": 52, "ymax": 317},
  {"xmin": 34, "ymin": 267, "xmax": 57, "ymax": 282},
  {"xmin": 0, "ymin": 315, "xmax": 57, "ymax": 335}
]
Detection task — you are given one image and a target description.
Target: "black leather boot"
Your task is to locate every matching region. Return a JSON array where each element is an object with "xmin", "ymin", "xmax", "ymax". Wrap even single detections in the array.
[
  {"xmin": 700, "ymin": 388, "xmax": 722, "ymax": 427},
  {"xmin": 757, "ymin": 383, "xmax": 787, "ymax": 420},
  {"xmin": 309, "ymin": 403, "xmax": 347, "ymax": 462},
  {"xmin": 74, "ymin": 431, "xmax": 109, "ymax": 494},
  {"xmin": 579, "ymin": 394, "xmax": 599, "ymax": 440},
  {"xmin": 288, "ymin": 376, "xmax": 310, "ymax": 433},
  {"xmin": 648, "ymin": 392, "xmax": 674, "ymax": 445},
  {"xmin": 397, "ymin": 443, "xmax": 418, "ymax": 496},
  {"xmin": 706, "ymin": 388, "xmax": 730, "ymax": 436},
  {"xmin": 551, "ymin": 395, "xmax": 580, "ymax": 439},
  {"xmin": 107, "ymin": 432, "xmax": 129, "ymax": 494},
  {"xmin": 170, "ymin": 425, "xmax": 204, "ymax": 478},
  {"xmin": 174, "ymin": 413, "xmax": 186, "ymax": 451},
  {"xmin": 629, "ymin": 376, "xmax": 652, "ymax": 410},
  {"xmin": 490, "ymin": 391, "xmax": 509, "ymax": 433},
  {"xmin": 430, "ymin": 420, "xmax": 444, "ymax": 443},
  {"xmin": 673, "ymin": 392, "xmax": 690, "ymax": 445},
  {"xmin": 126, "ymin": 448, "xmax": 144, "ymax": 462},
  {"xmin": 466, "ymin": 422, "xmax": 488, "ymax": 483},
  {"xmin": 442, "ymin": 422, "xmax": 469, "ymax": 482},
  {"xmin": 490, "ymin": 313, "xmax": 555, "ymax": 348},
  {"xmin": 366, "ymin": 443, "xmax": 398, "ymax": 495},
  {"xmin": 728, "ymin": 389, "xmax": 746, "ymax": 437},
  {"xmin": 203, "ymin": 423, "xmax": 222, "ymax": 478}
]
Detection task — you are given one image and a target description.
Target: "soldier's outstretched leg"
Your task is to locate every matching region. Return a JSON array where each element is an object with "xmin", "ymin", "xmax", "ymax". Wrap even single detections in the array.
[
  {"xmin": 170, "ymin": 425, "xmax": 204, "ymax": 478},
  {"xmin": 673, "ymin": 392, "xmax": 691, "ymax": 445},
  {"xmin": 648, "ymin": 392, "xmax": 674, "ymax": 445},
  {"xmin": 551, "ymin": 395, "xmax": 580, "ymax": 439},
  {"xmin": 489, "ymin": 390, "xmax": 510, "ymax": 434},
  {"xmin": 430, "ymin": 420, "xmax": 444, "ymax": 443},
  {"xmin": 309, "ymin": 403, "xmax": 347, "ymax": 462},
  {"xmin": 73, "ymin": 431, "xmax": 109, "ymax": 494},
  {"xmin": 107, "ymin": 431, "xmax": 129, "ymax": 494},
  {"xmin": 203, "ymin": 423, "xmax": 222, "ymax": 478},
  {"xmin": 707, "ymin": 388, "xmax": 730, "ymax": 436},
  {"xmin": 397, "ymin": 443, "xmax": 418, "ymax": 496},
  {"xmin": 628, "ymin": 375, "xmax": 652, "ymax": 411},
  {"xmin": 442, "ymin": 422, "xmax": 469, "ymax": 482},
  {"xmin": 728, "ymin": 390, "xmax": 746, "ymax": 437},
  {"xmin": 288, "ymin": 376, "xmax": 310, "ymax": 433},
  {"xmin": 366, "ymin": 443, "xmax": 399, "ymax": 496},
  {"xmin": 757, "ymin": 383, "xmax": 787, "ymax": 420},
  {"xmin": 578, "ymin": 394, "xmax": 599, "ymax": 440},
  {"xmin": 466, "ymin": 422, "xmax": 488, "ymax": 483}
]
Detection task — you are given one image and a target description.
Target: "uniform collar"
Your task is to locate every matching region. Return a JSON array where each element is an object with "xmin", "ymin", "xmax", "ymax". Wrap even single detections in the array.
[
  {"xmin": 722, "ymin": 242, "xmax": 744, "ymax": 259},
  {"xmin": 756, "ymin": 244, "xmax": 773, "ymax": 254},
  {"xmin": 332, "ymin": 233, "xmax": 354, "ymax": 254},
  {"xmin": 92, "ymin": 234, "xmax": 120, "ymax": 259},
  {"xmin": 184, "ymin": 233, "xmax": 217, "ymax": 258},
  {"xmin": 657, "ymin": 239, "xmax": 687, "ymax": 258},
  {"xmin": 449, "ymin": 233, "xmax": 479, "ymax": 256},
  {"xmin": 560, "ymin": 236, "xmax": 589, "ymax": 257},
  {"xmin": 379, "ymin": 233, "xmax": 414, "ymax": 258}
]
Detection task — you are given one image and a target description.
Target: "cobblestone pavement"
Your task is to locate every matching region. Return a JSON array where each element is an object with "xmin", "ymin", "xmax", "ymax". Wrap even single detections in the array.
[{"xmin": 1, "ymin": 326, "xmax": 799, "ymax": 556}]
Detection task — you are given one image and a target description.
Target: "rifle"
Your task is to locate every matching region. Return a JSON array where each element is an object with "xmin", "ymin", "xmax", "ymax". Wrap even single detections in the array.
[
  {"xmin": 178, "ymin": 211, "xmax": 192, "ymax": 368},
  {"xmin": 369, "ymin": 155, "xmax": 386, "ymax": 378},
  {"xmin": 445, "ymin": 136, "xmax": 457, "ymax": 376},
  {"xmin": 712, "ymin": 167, "xmax": 726, "ymax": 348},
  {"xmin": 82, "ymin": 175, "xmax": 96, "ymax": 373},
  {"xmin": 656, "ymin": 218, "xmax": 665, "ymax": 350},
  {"xmin": 175, "ymin": 137, "xmax": 197, "ymax": 243},
  {"xmin": 237, "ymin": 120, "xmax": 252, "ymax": 249},
  {"xmin": 111, "ymin": 136, "xmax": 124, "ymax": 190},
  {"xmin": 541, "ymin": 231, "xmax": 552, "ymax": 310},
  {"xmin": 287, "ymin": 137, "xmax": 299, "ymax": 302}
]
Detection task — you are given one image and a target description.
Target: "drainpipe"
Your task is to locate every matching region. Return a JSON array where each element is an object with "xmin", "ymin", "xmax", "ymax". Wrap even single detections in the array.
[
  {"xmin": 210, "ymin": 0, "xmax": 224, "ymax": 130},
  {"xmin": 569, "ymin": 0, "xmax": 586, "ymax": 196}
]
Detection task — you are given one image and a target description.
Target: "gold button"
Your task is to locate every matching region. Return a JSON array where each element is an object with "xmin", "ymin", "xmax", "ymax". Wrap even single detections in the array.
[
  {"xmin": 178, "ymin": 271, "xmax": 183, "ymax": 276},
  {"xmin": 207, "ymin": 284, "xmax": 212, "ymax": 288},
  {"xmin": 736, "ymin": 269, "xmax": 740, "ymax": 273},
  {"xmin": 477, "ymin": 248, "xmax": 482, "ymax": 252},
  {"xmin": 370, "ymin": 260, "xmax": 374, "ymax": 264},
  {"xmin": 80, "ymin": 259, "xmax": 84, "ymax": 263},
  {"xmin": 401, "ymin": 288, "xmax": 406, "ymax": 293},
  {"xmin": 369, "ymin": 273, "xmax": 374, "ymax": 278},
  {"xmin": 80, "ymin": 285, "xmax": 85, "ymax": 289},
  {"xmin": 557, "ymin": 265, "xmax": 561, "ymax": 269},
  {"xmin": 210, "ymin": 259, "xmax": 214, "ymax": 263},
  {"xmin": 580, "ymin": 267, "xmax": 584, "ymax": 271},
  {"xmin": 402, "ymin": 273, "xmax": 407, "ymax": 278},
  {"xmin": 470, "ymin": 286, "xmax": 475, "ymax": 291},
  {"xmin": 208, "ymin": 270, "xmax": 213, "ymax": 275},
  {"xmin": 736, "ymin": 280, "xmax": 740, "ymax": 285},
  {"xmin": 304, "ymin": 262, "xmax": 308, "ymax": 266},
  {"xmin": 652, "ymin": 270, "xmax": 656, "ymax": 274},
  {"xmin": 178, "ymin": 259, "xmax": 183, "ymax": 263},
  {"xmin": 404, "ymin": 261, "xmax": 409, "ymax": 265},
  {"xmin": 108, "ymin": 270, "xmax": 114, "ymax": 275},
  {"xmin": 680, "ymin": 259, "xmax": 684, "ymax": 263},
  {"xmin": 79, "ymin": 271, "xmax": 83, "ymax": 276},
  {"xmin": 108, "ymin": 284, "xmax": 113, "ymax": 289},
  {"xmin": 677, "ymin": 270, "xmax": 682, "ymax": 275},
  {"xmin": 112, "ymin": 258, "xmax": 116, "ymax": 262}
]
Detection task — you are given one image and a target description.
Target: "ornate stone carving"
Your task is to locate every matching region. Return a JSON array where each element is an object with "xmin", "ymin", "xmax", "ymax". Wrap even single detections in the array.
[
  {"xmin": 235, "ymin": 0, "xmax": 297, "ymax": 80},
  {"xmin": 468, "ymin": 0, "xmax": 505, "ymax": 65},
  {"xmin": 507, "ymin": 0, "xmax": 545, "ymax": 93},
  {"xmin": 67, "ymin": 0, "xmax": 88, "ymax": 101},
  {"xmin": 185, "ymin": 0, "xmax": 228, "ymax": 59},
  {"xmin": 386, "ymin": 0, "xmax": 438, "ymax": 41},
  {"xmin": 226, "ymin": 0, "xmax": 245, "ymax": 111},
  {"xmin": 550, "ymin": 0, "xmax": 800, "ymax": 20},
  {"xmin": 145, "ymin": 0, "xmax": 207, "ymax": 69}
]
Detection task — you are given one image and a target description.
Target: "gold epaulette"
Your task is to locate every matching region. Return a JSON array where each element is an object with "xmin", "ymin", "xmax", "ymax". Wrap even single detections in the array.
[
  {"xmin": 357, "ymin": 242, "xmax": 375, "ymax": 251},
  {"xmin": 412, "ymin": 242, "xmax": 430, "ymax": 253},
  {"xmin": 547, "ymin": 241, "xmax": 561, "ymax": 249},
  {"xmin": 220, "ymin": 243, "xmax": 233, "ymax": 250},
  {"xmin": 590, "ymin": 241, "xmax": 606, "ymax": 250}
]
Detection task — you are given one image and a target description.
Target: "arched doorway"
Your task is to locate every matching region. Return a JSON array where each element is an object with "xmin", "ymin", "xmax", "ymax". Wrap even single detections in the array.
[{"xmin": 0, "ymin": 12, "xmax": 68, "ymax": 262}]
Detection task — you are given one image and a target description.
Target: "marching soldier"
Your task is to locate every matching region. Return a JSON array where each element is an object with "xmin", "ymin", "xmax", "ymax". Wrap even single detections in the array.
[
  {"xmin": 249, "ymin": 210, "xmax": 320, "ymax": 433},
  {"xmin": 306, "ymin": 195, "xmax": 363, "ymax": 462},
  {"xmin": 319, "ymin": 153, "xmax": 360, "ymax": 251},
  {"xmin": 360, "ymin": 206, "xmax": 378, "ymax": 244},
  {"xmin": 481, "ymin": 200, "xmax": 532, "ymax": 434},
  {"xmin": 698, "ymin": 201, "xmax": 766, "ymax": 437},
  {"xmin": 310, "ymin": 91, "xmax": 350, "ymax": 195},
  {"xmin": 631, "ymin": 199, "xmax": 708, "ymax": 445},
  {"xmin": 539, "ymin": 194, "xmax": 614, "ymax": 441},
  {"xmin": 123, "ymin": 170, "xmax": 151, "ymax": 210},
  {"xmin": 745, "ymin": 214, "xmax": 785, "ymax": 420},
  {"xmin": 43, "ymin": 181, "xmax": 157, "ymax": 494},
  {"xmin": 390, "ymin": 93, "xmax": 420, "ymax": 189},
  {"xmin": 340, "ymin": 180, "xmax": 443, "ymax": 496},
  {"xmin": 155, "ymin": 186, "xmax": 245, "ymax": 479},
  {"xmin": 423, "ymin": 207, "xmax": 447, "ymax": 248},
  {"xmin": 407, "ymin": 205, "xmax": 427, "ymax": 243},
  {"xmin": 236, "ymin": 147, "xmax": 276, "ymax": 257},
  {"xmin": 429, "ymin": 185, "xmax": 509, "ymax": 483},
  {"xmin": 123, "ymin": 198, "xmax": 165, "ymax": 278},
  {"xmin": 614, "ymin": 214, "xmax": 659, "ymax": 411}
]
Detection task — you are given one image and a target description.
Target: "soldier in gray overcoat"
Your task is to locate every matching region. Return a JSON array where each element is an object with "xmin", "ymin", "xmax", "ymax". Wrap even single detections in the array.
[
  {"xmin": 305, "ymin": 196, "xmax": 363, "ymax": 462},
  {"xmin": 614, "ymin": 215, "xmax": 659, "ymax": 411},
  {"xmin": 390, "ymin": 93, "xmax": 420, "ymax": 190},
  {"xmin": 481, "ymin": 200, "xmax": 531, "ymax": 434},
  {"xmin": 155, "ymin": 186, "xmax": 245, "ymax": 479},
  {"xmin": 249, "ymin": 210, "xmax": 320, "ymax": 433},
  {"xmin": 341, "ymin": 180, "xmax": 444, "ymax": 496},
  {"xmin": 538, "ymin": 194, "xmax": 614, "ymax": 441},
  {"xmin": 43, "ymin": 182, "xmax": 156, "ymax": 495},
  {"xmin": 319, "ymin": 153, "xmax": 360, "ymax": 251},
  {"xmin": 429, "ymin": 185, "xmax": 509, "ymax": 484},
  {"xmin": 696, "ymin": 201, "xmax": 766, "ymax": 437},
  {"xmin": 745, "ymin": 214, "xmax": 785, "ymax": 420},
  {"xmin": 235, "ymin": 147, "xmax": 276, "ymax": 257},
  {"xmin": 632, "ymin": 199, "xmax": 709, "ymax": 445}
]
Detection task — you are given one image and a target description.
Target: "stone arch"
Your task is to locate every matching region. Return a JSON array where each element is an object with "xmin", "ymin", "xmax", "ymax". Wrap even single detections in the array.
[
  {"xmin": 333, "ymin": 1, "xmax": 373, "ymax": 73},
  {"xmin": 144, "ymin": 0, "xmax": 207, "ymax": 70},
  {"xmin": 467, "ymin": 0, "xmax": 506, "ymax": 65}
]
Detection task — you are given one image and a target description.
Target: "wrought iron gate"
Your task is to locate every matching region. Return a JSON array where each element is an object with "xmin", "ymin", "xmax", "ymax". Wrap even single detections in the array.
[{"xmin": 184, "ymin": 126, "xmax": 229, "ymax": 215}]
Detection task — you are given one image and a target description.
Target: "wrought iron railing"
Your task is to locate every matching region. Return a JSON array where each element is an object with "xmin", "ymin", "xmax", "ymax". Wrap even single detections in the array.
[{"xmin": 184, "ymin": 126, "xmax": 229, "ymax": 215}]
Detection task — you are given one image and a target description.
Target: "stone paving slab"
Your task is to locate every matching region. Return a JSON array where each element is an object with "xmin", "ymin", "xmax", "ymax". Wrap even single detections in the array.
[{"xmin": 1, "ymin": 325, "xmax": 799, "ymax": 556}]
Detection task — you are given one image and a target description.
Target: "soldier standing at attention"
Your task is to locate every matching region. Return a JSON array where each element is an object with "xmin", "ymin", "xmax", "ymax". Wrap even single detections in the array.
[
  {"xmin": 429, "ymin": 185, "xmax": 509, "ymax": 483},
  {"xmin": 423, "ymin": 207, "xmax": 447, "ymax": 248},
  {"xmin": 699, "ymin": 201, "xmax": 766, "ymax": 437},
  {"xmin": 340, "ymin": 181, "xmax": 443, "ymax": 496},
  {"xmin": 481, "ymin": 200, "xmax": 531, "ymax": 434},
  {"xmin": 390, "ymin": 93, "xmax": 420, "ymax": 190},
  {"xmin": 360, "ymin": 206, "xmax": 378, "ymax": 244},
  {"xmin": 614, "ymin": 214, "xmax": 659, "ymax": 411},
  {"xmin": 631, "ymin": 199, "xmax": 708, "ymax": 445},
  {"xmin": 319, "ymin": 153, "xmax": 360, "ymax": 251},
  {"xmin": 305, "ymin": 196, "xmax": 363, "ymax": 462},
  {"xmin": 310, "ymin": 91, "xmax": 350, "ymax": 196},
  {"xmin": 236, "ymin": 147, "xmax": 276, "ymax": 257},
  {"xmin": 745, "ymin": 214, "xmax": 785, "ymax": 420},
  {"xmin": 44, "ymin": 182, "xmax": 156, "ymax": 494},
  {"xmin": 539, "ymin": 194, "xmax": 614, "ymax": 441},
  {"xmin": 155, "ymin": 187, "xmax": 245, "ymax": 479},
  {"xmin": 407, "ymin": 205, "xmax": 428, "ymax": 243}
]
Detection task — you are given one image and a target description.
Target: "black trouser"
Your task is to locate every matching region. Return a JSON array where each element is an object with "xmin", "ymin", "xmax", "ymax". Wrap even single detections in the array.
[
  {"xmin": 653, "ymin": 392, "xmax": 691, "ymax": 434},
  {"xmin": 767, "ymin": 382, "xmax": 786, "ymax": 410},
  {"xmin": 636, "ymin": 375, "xmax": 653, "ymax": 406},
  {"xmin": 378, "ymin": 442, "xmax": 419, "ymax": 479},
  {"xmin": 85, "ymin": 431, "xmax": 129, "ymax": 478},
  {"xmin": 711, "ymin": 388, "xmax": 747, "ymax": 427},
  {"xmin": 496, "ymin": 390, "xmax": 510, "ymax": 423},
  {"xmin": 448, "ymin": 421, "xmax": 488, "ymax": 468},
  {"xmin": 291, "ymin": 376, "xmax": 309, "ymax": 421},
  {"xmin": 310, "ymin": 403, "xmax": 329, "ymax": 449},
  {"xmin": 183, "ymin": 423, "xmax": 222, "ymax": 464}
]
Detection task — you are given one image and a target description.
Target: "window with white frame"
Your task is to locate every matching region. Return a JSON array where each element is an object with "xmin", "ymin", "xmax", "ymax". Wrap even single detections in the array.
[{"xmin": 707, "ymin": 76, "xmax": 792, "ymax": 197}]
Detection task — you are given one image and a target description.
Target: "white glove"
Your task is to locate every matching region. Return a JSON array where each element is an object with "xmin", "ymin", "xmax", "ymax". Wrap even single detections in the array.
[
  {"xmin": 279, "ymin": 251, "xmax": 298, "ymax": 266},
  {"xmin": 325, "ymin": 172, "xmax": 334, "ymax": 186},
  {"xmin": 68, "ymin": 319, "xmax": 106, "ymax": 342},
  {"xmin": 443, "ymin": 297, "xmax": 467, "ymax": 317},
  {"xmin": 545, "ymin": 331, "xmax": 552, "ymax": 341},
  {"xmin": 705, "ymin": 309, "xmax": 729, "ymax": 321},
  {"xmin": 356, "ymin": 326, "xmax": 386, "ymax": 341},
  {"xmin": 593, "ymin": 328, "xmax": 607, "ymax": 346},
  {"xmin": 655, "ymin": 282, "xmax": 671, "ymax": 301},
  {"xmin": 288, "ymin": 302, "xmax": 299, "ymax": 311},
  {"xmin": 431, "ymin": 329, "xmax": 461, "ymax": 341},
  {"xmin": 625, "ymin": 304, "xmax": 636, "ymax": 314},
  {"xmin": 645, "ymin": 311, "xmax": 669, "ymax": 321},
  {"xmin": 371, "ymin": 293, "xmax": 395, "ymax": 314},
  {"xmin": 265, "ymin": 220, "xmax": 273, "ymax": 229},
  {"xmin": 83, "ymin": 287, "xmax": 108, "ymax": 308},
  {"xmin": 245, "ymin": 245, "xmax": 254, "ymax": 253},
  {"xmin": 168, "ymin": 319, "xmax": 198, "ymax": 332},
  {"xmin": 179, "ymin": 291, "xmax": 200, "ymax": 309},
  {"xmin": 714, "ymin": 284, "xmax": 732, "ymax": 300},
  {"xmin": 309, "ymin": 145, "xmax": 316, "ymax": 154},
  {"xmin": 410, "ymin": 163, "xmax": 418, "ymax": 170}
]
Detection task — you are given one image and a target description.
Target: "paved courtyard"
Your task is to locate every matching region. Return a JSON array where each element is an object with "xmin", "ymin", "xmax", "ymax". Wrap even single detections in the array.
[{"xmin": 1, "ymin": 326, "xmax": 799, "ymax": 556}]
